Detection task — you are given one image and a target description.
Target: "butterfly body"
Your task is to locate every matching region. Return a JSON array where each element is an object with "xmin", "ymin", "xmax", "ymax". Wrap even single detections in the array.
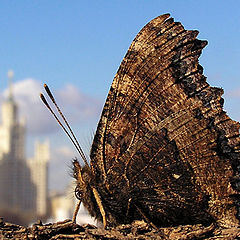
[{"xmin": 71, "ymin": 14, "xmax": 240, "ymax": 227}]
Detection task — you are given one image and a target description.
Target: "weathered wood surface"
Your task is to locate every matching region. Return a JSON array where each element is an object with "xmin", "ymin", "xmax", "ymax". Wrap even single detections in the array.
[{"xmin": 0, "ymin": 219, "xmax": 240, "ymax": 239}]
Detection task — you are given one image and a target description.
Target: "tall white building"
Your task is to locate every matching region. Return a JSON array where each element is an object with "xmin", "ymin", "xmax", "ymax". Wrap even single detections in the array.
[
  {"xmin": 0, "ymin": 71, "xmax": 49, "ymax": 225},
  {"xmin": 28, "ymin": 140, "xmax": 49, "ymax": 218},
  {"xmin": 0, "ymin": 71, "xmax": 25, "ymax": 160}
]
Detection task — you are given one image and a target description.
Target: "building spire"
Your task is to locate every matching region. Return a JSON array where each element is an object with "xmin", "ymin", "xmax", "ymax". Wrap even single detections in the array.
[{"xmin": 7, "ymin": 70, "xmax": 14, "ymax": 100}]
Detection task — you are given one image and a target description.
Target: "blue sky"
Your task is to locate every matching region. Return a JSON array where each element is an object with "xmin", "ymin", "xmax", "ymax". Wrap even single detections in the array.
[{"xmin": 0, "ymin": 1, "xmax": 240, "ymax": 191}]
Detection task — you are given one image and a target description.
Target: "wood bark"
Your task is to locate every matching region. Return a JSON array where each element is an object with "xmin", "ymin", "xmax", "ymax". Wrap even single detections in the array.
[{"xmin": 1, "ymin": 218, "xmax": 240, "ymax": 239}]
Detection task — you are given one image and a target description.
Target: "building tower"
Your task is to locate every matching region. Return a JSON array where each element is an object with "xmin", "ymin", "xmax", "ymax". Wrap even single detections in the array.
[
  {"xmin": 0, "ymin": 70, "xmax": 36, "ymax": 225},
  {"xmin": 28, "ymin": 140, "xmax": 49, "ymax": 219},
  {"xmin": 0, "ymin": 71, "xmax": 50, "ymax": 225},
  {"xmin": 0, "ymin": 70, "xmax": 25, "ymax": 160}
]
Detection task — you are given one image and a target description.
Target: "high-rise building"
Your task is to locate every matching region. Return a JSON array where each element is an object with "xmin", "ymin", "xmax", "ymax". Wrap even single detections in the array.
[
  {"xmin": 0, "ymin": 70, "xmax": 25, "ymax": 160},
  {"xmin": 0, "ymin": 71, "xmax": 49, "ymax": 225},
  {"xmin": 28, "ymin": 140, "xmax": 49, "ymax": 218}
]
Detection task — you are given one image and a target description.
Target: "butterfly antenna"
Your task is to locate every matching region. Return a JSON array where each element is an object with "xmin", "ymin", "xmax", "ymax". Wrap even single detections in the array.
[
  {"xmin": 40, "ymin": 88, "xmax": 89, "ymax": 168},
  {"xmin": 43, "ymin": 84, "xmax": 89, "ymax": 167}
]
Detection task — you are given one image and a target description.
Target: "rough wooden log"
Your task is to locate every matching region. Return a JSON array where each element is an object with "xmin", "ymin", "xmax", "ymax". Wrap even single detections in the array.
[{"xmin": 0, "ymin": 218, "xmax": 240, "ymax": 239}]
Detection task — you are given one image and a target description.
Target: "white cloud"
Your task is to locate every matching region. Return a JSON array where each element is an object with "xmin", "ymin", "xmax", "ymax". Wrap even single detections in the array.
[
  {"xmin": 48, "ymin": 144, "xmax": 91, "ymax": 191},
  {"xmin": 56, "ymin": 84, "xmax": 102, "ymax": 122},
  {"xmin": 49, "ymin": 145, "xmax": 77, "ymax": 191},
  {"xmin": 0, "ymin": 79, "xmax": 102, "ymax": 136},
  {"xmin": 226, "ymin": 88, "xmax": 240, "ymax": 98},
  {"xmin": 56, "ymin": 145, "xmax": 76, "ymax": 159},
  {"xmin": 0, "ymin": 78, "xmax": 101, "ymax": 191}
]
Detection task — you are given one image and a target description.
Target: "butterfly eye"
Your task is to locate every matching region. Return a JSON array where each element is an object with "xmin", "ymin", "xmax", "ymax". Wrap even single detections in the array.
[
  {"xmin": 73, "ymin": 170, "xmax": 78, "ymax": 180},
  {"xmin": 75, "ymin": 186, "xmax": 83, "ymax": 200}
]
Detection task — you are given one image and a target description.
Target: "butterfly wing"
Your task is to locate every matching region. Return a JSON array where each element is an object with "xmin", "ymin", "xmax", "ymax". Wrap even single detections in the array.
[{"xmin": 90, "ymin": 14, "xmax": 240, "ymax": 226}]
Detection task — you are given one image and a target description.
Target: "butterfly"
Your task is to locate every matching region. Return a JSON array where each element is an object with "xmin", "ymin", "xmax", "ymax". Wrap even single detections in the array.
[{"xmin": 41, "ymin": 13, "xmax": 240, "ymax": 228}]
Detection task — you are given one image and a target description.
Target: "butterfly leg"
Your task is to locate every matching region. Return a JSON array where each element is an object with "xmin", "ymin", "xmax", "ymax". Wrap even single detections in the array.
[
  {"xmin": 72, "ymin": 200, "xmax": 81, "ymax": 223},
  {"xmin": 135, "ymin": 204, "xmax": 158, "ymax": 229},
  {"xmin": 92, "ymin": 187, "xmax": 107, "ymax": 228},
  {"xmin": 126, "ymin": 198, "xmax": 132, "ymax": 216}
]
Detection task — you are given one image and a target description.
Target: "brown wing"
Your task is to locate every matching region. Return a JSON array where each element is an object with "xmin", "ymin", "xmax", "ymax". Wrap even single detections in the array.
[{"xmin": 90, "ymin": 14, "xmax": 240, "ymax": 226}]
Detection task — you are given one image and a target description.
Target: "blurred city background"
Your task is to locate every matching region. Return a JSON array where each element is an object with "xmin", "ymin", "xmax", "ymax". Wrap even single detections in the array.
[{"xmin": 0, "ymin": 1, "xmax": 240, "ymax": 226}]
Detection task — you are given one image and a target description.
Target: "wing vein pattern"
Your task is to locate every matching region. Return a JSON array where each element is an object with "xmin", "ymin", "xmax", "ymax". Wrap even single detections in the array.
[{"xmin": 90, "ymin": 14, "xmax": 240, "ymax": 227}]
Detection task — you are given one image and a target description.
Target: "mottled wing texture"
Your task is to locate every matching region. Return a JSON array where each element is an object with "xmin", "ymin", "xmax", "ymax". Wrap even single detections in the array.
[{"xmin": 90, "ymin": 14, "xmax": 240, "ymax": 227}]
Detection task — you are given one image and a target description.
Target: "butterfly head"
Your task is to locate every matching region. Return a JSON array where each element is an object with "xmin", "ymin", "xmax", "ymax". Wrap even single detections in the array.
[
  {"xmin": 72, "ymin": 158, "xmax": 102, "ymax": 221},
  {"xmin": 72, "ymin": 159, "xmax": 94, "ymax": 203},
  {"xmin": 73, "ymin": 159, "xmax": 86, "ymax": 200}
]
